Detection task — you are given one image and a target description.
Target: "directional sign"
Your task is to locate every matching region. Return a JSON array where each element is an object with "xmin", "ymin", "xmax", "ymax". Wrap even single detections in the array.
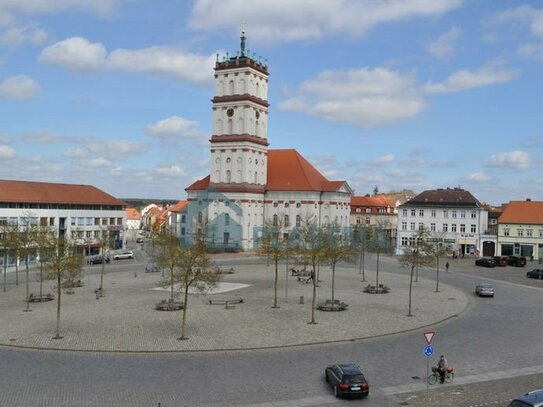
[
  {"xmin": 424, "ymin": 345, "xmax": 434, "ymax": 357},
  {"xmin": 424, "ymin": 331, "xmax": 435, "ymax": 345}
]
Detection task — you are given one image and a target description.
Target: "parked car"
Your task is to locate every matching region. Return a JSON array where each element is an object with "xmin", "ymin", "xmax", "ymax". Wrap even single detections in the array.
[
  {"xmin": 113, "ymin": 251, "xmax": 134, "ymax": 260},
  {"xmin": 493, "ymin": 256, "xmax": 508, "ymax": 267},
  {"xmin": 526, "ymin": 269, "xmax": 543, "ymax": 279},
  {"xmin": 88, "ymin": 256, "xmax": 110, "ymax": 265},
  {"xmin": 475, "ymin": 257, "xmax": 496, "ymax": 268},
  {"xmin": 509, "ymin": 389, "xmax": 543, "ymax": 407},
  {"xmin": 507, "ymin": 255, "xmax": 527, "ymax": 267},
  {"xmin": 136, "ymin": 237, "xmax": 144, "ymax": 243},
  {"xmin": 324, "ymin": 363, "xmax": 369, "ymax": 398},
  {"xmin": 475, "ymin": 283, "xmax": 495, "ymax": 297}
]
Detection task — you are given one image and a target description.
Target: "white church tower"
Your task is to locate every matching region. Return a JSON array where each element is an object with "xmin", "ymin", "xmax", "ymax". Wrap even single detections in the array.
[{"xmin": 209, "ymin": 30, "xmax": 269, "ymax": 191}]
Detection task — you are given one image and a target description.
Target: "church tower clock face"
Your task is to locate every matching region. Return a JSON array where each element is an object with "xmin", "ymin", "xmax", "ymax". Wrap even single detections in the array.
[{"xmin": 226, "ymin": 108, "xmax": 234, "ymax": 117}]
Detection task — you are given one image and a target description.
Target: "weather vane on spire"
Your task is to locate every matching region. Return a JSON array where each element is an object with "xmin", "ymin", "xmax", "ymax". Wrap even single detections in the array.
[{"xmin": 240, "ymin": 23, "xmax": 246, "ymax": 57}]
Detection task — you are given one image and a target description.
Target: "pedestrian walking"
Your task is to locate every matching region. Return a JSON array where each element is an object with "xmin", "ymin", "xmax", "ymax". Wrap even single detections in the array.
[{"xmin": 445, "ymin": 261, "xmax": 450, "ymax": 272}]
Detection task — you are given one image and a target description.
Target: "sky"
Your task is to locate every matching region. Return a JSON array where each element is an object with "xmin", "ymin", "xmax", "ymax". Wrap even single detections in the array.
[{"xmin": 1, "ymin": 0, "xmax": 542, "ymax": 206}]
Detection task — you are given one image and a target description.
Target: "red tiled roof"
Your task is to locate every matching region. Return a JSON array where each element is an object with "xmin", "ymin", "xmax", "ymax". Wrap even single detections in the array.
[
  {"xmin": 351, "ymin": 195, "xmax": 394, "ymax": 207},
  {"xmin": 186, "ymin": 175, "xmax": 210, "ymax": 191},
  {"xmin": 126, "ymin": 208, "xmax": 141, "ymax": 220},
  {"xmin": 498, "ymin": 200, "xmax": 543, "ymax": 225},
  {"xmin": 168, "ymin": 200, "xmax": 188, "ymax": 213},
  {"xmin": 267, "ymin": 149, "xmax": 347, "ymax": 192},
  {"xmin": 0, "ymin": 179, "xmax": 125, "ymax": 206},
  {"xmin": 185, "ymin": 149, "xmax": 348, "ymax": 193}
]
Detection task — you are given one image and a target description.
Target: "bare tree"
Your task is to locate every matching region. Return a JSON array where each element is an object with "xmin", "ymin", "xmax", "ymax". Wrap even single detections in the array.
[
  {"xmin": 398, "ymin": 228, "xmax": 433, "ymax": 316},
  {"xmin": 3, "ymin": 223, "xmax": 21, "ymax": 286},
  {"xmin": 96, "ymin": 228, "xmax": 114, "ymax": 297},
  {"xmin": 155, "ymin": 230, "xmax": 183, "ymax": 309},
  {"xmin": 257, "ymin": 218, "xmax": 290, "ymax": 309},
  {"xmin": 19, "ymin": 214, "xmax": 38, "ymax": 312},
  {"xmin": 34, "ymin": 226, "xmax": 56, "ymax": 299},
  {"xmin": 322, "ymin": 223, "xmax": 356, "ymax": 305},
  {"xmin": 175, "ymin": 229, "xmax": 218, "ymax": 340},
  {"xmin": 427, "ymin": 231, "xmax": 452, "ymax": 293},
  {"xmin": 44, "ymin": 238, "xmax": 84, "ymax": 339},
  {"xmin": 296, "ymin": 217, "xmax": 326, "ymax": 325}
]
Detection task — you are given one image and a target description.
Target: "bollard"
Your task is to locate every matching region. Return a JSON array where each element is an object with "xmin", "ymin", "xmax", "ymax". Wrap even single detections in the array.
[
  {"xmin": 134, "ymin": 271, "xmax": 137, "ymax": 278},
  {"xmin": 299, "ymin": 295, "xmax": 304, "ymax": 304}
]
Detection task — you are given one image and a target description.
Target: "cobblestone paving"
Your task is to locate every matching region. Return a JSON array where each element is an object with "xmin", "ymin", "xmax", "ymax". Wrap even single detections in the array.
[{"xmin": 0, "ymin": 259, "xmax": 467, "ymax": 352}]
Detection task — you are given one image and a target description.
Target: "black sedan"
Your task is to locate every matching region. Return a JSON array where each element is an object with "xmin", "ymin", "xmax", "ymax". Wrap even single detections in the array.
[
  {"xmin": 475, "ymin": 257, "xmax": 496, "ymax": 267},
  {"xmin": 526, "ymin": 269, "xmax": 543, "ymax": 279},
  {"xmin": 324, "ymin": 363, "xmax": 369, "ymax": 398},
  {"xmin": 88, "ymin": 256, "xmax": 110, "ymax": 265}
]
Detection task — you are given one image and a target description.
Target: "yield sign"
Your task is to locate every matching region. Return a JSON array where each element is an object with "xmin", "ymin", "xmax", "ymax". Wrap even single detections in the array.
[{"xmin": 424, "ymin": 331, "xmax": 435, "ymax": 345}]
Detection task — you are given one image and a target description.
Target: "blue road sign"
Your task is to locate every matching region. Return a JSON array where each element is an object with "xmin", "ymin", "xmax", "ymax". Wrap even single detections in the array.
[{"xmin": 424, "ymin": 345, "xmax": 434, "ymax": 357}]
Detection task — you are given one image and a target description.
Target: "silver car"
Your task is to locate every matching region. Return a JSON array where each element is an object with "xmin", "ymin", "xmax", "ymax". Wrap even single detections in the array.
[
  {"xmin": 475, "ymin": 283, "xmax": 494, "ymax": 297},
  {"xmin": 509, "ymin": 389, "xmax": 543, "ymax": 406},
  {"xmin": 113, "ymin": 251, "xmax": 134, "ymax": 260}
]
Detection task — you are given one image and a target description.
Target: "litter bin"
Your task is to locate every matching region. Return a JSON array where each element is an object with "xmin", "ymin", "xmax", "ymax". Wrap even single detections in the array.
[{"xmin": 299, "ymin": 295, "xmax": 304, "ymax": 304}]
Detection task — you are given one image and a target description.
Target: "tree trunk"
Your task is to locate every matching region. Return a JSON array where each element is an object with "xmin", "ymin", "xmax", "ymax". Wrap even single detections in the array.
[
  {"xmin": 39, "ymin": 261, "xmax": 43, "ymax": 298},
  {"xmin": 99, "ymin": 255, "xmax": 105, "ymax": 297},
  {"xmin": 24, "ymin": 256, "xmax": 30, "ymax": 312},
  {"xmin": 435, "ymin": 256, "xmax": 440, "ymax": 292},
  {"xmin": 408, "ymin": 264, "xmax": 414, "ymax": 316},
  {"xmin": 331, "ymin": 262, "xmax": 336, "ymax": 304},
  {"xmin": 3, "ymin": 250, "xmax": 7, "ymax": 292},
  {"xmin": 309, "ymin": 262, "xmax": 317, "ymax": 324},
  {"xmin": 179, "ymin": 286, "xmax": 189, "ymax": 340},
  {"xmin": 53, "ymin": 271, "xmax": 62, "ymax": 339},
  {"xmin": 272, "ymin": 257, "xmax": 279, "ymax": 308},
  {"xmin": 170, "ymin": 267, "xmax": 175, "ymax": 304},
  {"xmin": 375, "ymin": 248, "xmax": 380, "ymax": 291}
]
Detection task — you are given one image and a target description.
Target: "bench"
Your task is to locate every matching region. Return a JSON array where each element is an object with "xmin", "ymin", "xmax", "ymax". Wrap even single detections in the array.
[
  {"xmin": 27, "ymin": 293, "xmax": 54, "ymax": 302},
  {"xmin": 291, "ymin": 268, "xmax": 311, "ymax": 277},
  {"xmin": 208, "ymin": 298, "xmax": 244, "ymax": 305},
  {"xmin": 316, "ymin": 300, "xmax": 348, "ymax": 311},
  {"xmin": 155, "ymin": 299, "xmax": 184, "ymax": 311}
]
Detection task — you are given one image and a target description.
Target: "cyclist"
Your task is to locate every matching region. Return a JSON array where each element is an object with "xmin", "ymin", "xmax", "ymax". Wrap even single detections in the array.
[{"xmin": 437, "ymin": 355, "xmax": 448, "ymax": 384}]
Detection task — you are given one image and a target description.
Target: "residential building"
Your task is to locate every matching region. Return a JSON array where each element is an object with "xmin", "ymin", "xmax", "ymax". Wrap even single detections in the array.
[
  {"xmin": 498, "ymin": 199, "xmax": 543, "ymax": 260},
  {"xmin": 350, "ymin": 195, "xmax": 397, "ymax": 249},
  {"xmin": 396, "ymin": 187, "xmax": 495, "ymax": 256},
  {"xmin": 185, "ymin": 32, "xmax": 352, "ymax": 250},
  {"xmin": 0, "ymin": 179, "xmax": 126, "ymax": 268},
  {"xmin": 126, "ymin": 208, "xmax": 141, "ymax": 230},
  {"xmin": 165, "ymin": 200, "xmax": 188, "ymax": 240}
]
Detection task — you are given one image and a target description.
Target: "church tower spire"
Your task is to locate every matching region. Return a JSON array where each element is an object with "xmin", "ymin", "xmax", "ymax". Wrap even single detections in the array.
[{"xmin": 209, "ymin": 31, "xmax": 269, "ymax": 193}]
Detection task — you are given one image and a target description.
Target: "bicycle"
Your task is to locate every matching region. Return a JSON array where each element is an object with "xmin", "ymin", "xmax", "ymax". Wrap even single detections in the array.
[{"xmin": 428, "ymin": 366, "xmax": 454, "ymax": 385}]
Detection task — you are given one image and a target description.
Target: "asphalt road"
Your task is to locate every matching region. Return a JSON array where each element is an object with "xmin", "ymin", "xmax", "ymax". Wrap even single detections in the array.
[{"xmin": 1, "ymin": 253, "xmax": 542, "ymax": 407}]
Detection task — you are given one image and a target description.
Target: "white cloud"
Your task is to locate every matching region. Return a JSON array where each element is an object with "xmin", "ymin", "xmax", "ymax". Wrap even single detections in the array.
[
  {"xmin": 0, "ymin": 144, "xmax": 16, "ymax": 158},
  {"xmin": 155, "ymin": 165, "xmax": 186, "ymax": 177},
  {"xmin": 485, "ymin": 150, "xmax": 532, "ymax": 169},
  {"xmin": 0, "ymin": 23, "xmax": 47, "ymax": 47},
  {"xmin": 371, "ymin": 154, "xmax": 395, "ymax": 165},
  {"xmin": 427, "ymin": 26, "xmax": 461, "ymax": 60},
  {"xmin": 518, "ymin": 42, "xmax": 543, "ymax": 61},
  {"xmin": 189, "ymin": 0, "xmax": 463, "ymax": 44},
  {"xmin": 279, "ymin": 67, "xmax": 425, "ymax": 127},
  {"xmin": 23, "ymin": 132, "xmax": 61, "ymax": 143},
  {"xmin": 63, "ymin": 139, "xmax": 148, "ymax": 161},
  {"xmin": 494, "ymin": 5, "xmax": 543, "ymax": 38},
  {"xmin": 0, "ymin": 0, "xmax": 124, "ymax": 17},
  {"xmin": 39, "ymin": 37, "xmax": 106, "ymax": 72},
  {"xmin": 145, "ymin": 116, "xmax": 203, "ymax": 140},
  {"xmin": 465, "ymin": 172, "xmax": 492, "ymax": 182},
  {"xmin": 38, "ymin": 37, "xmax": 215, "ymax": 84},
  {"xmin": 0, "ymin": 74, "xmax": 40, "ymax": 99},
  {"xmin": 424, "ymin": 66, "xmax": 518, "ymax": 93},
  {"xmin": 107, "ymin": 47, "xmax": 216, "ymax": 84},
  {"xmin": 81, "ymin": 158, "xmax": 111, "ymax": 168}
]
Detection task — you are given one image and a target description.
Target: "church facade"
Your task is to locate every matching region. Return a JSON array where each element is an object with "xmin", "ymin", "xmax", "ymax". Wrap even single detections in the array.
[{"xmin": 185, "ymin": 33, "xmax": 352, "ymax": 250}]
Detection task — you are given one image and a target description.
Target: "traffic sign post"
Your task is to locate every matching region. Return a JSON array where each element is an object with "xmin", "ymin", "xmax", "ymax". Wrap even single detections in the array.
[{"xmin": 423, "ymin": 331, "xmax": 436, "ymax": 399}]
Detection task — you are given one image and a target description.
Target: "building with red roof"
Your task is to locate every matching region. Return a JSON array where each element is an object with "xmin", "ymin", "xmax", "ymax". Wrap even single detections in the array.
[
  {"xmin": 0, "ymin": 179, "xmax": 127, "ymax": 265},
  {"xmin": 126, "ymin": 208, "xmax": 141, "ymax": 230},
  {"xmin": 185, "ymin": 33, "xmax": 352, "ymax": 250},
  {"xmin": 498, "ymin": 199, "xmax": 543, "ymax": 260},
  {"xmin": 350, "ymin": 195, "xmax": 397, "ymax": 241}
]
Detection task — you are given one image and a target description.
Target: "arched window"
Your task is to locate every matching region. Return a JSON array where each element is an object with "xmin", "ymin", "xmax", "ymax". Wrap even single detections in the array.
[
  {"xmin": 226, "ymin": 170, "xmax": 231, "ymax": 183},
  {"xmin": 228, "ymin": 119, "xmax": 233, "ymax": 134},
  {"xmin": 295, "ymin": 215, "xmax": 301, "ymax": 227},
  {"xmin": 225, "ymin": 213, "xmax": 230, "ymax": 226},
  {"xmin": 284, "ymin": 215, "xmax": 289, "ymax": 227},
  {"xmin": 255, "ymin": 120, "xmax": 259, "ymax": 136},
  {"xmin": 273, "ymin": 214, "xmax": 278, "ymax": 226},
  {"xmin": 254, "ymin": 171, "xmax": 258, "ymax": 183},
  {"xmin": 255, "ymin": 82, "xmax": 260, "ymax": 98},
  {"xmin": 198, "ymin": 211, "xmax": 203, "ymax": 224},
  {"xmin": 229, "ymin": 80, "xmax": 234, "ymax": 94}
]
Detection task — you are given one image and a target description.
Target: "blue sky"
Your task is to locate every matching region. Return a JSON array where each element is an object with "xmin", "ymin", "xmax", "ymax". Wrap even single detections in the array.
[{"xmin": 1, "ymin": 0, "xmax": 542, "ymax": 205}]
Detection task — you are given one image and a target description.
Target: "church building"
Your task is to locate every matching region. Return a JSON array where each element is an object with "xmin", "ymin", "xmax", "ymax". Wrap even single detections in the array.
[{"xmin": 185, "ymin": 32, "xmax": 352, "ymax": 250}]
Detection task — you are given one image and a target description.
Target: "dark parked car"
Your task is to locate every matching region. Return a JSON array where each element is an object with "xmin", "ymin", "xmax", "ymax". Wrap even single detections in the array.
[
  {"xmin": 475, "ymin": 257, "xmax": 496, "ymax": 268},
  {"xmin": 136, "ymin": 237, "xmax": 144, "ymax": 243},
  {"xmin": 88, "ymin": 256, "xmax": 110, "ymax": 265},
  {"xmin": 507, "ymin": 255, "xmax": 527, "ymax": 267},
  {"xmin": 494, "ymin": 256, "xmax": 508, "ymax": 266},
  {"xmin": 475, "ymin": 283, "xmax": 495, "ymax": 297},
  {"xmin": 324, "ymin": 363, "xmax": 369, "ymax": 398},
  {"xmin": 527, "ymin": 269, "xmax": 543, "ymax": 279},
  {"xmin": 509, "ymin": 389, "xmax": 543, "ymax": 406}
]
